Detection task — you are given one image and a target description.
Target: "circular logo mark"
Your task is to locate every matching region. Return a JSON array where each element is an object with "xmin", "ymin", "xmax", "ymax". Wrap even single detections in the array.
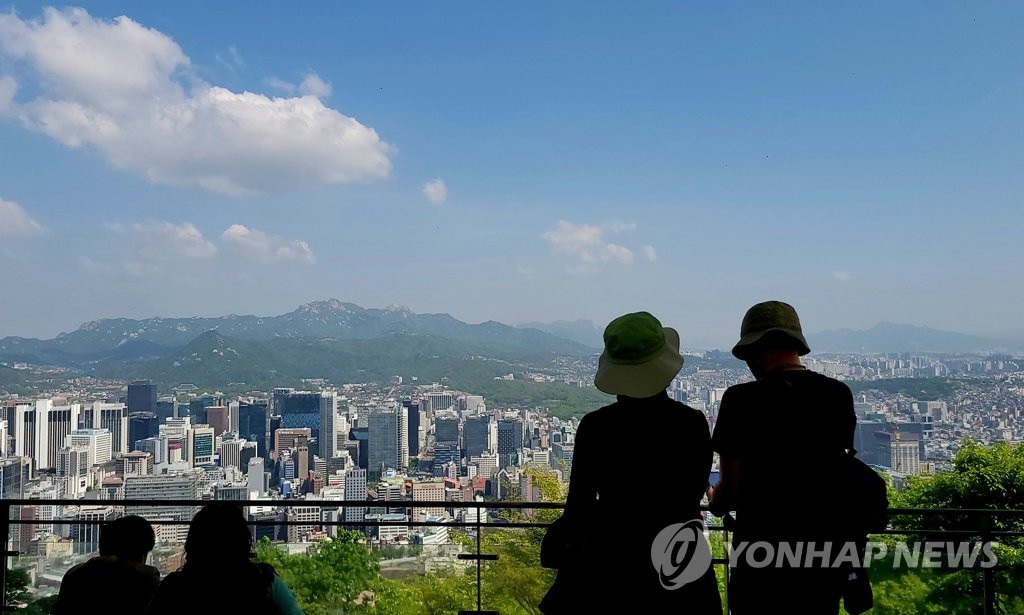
[{"xmin": 650, "ymin": 519, "xmax": 713, "ymax": 590}]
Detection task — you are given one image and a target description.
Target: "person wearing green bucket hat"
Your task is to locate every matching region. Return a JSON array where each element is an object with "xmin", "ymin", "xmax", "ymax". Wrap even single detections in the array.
[
  {"xmin": 709, "ymin": 301, "xmax": 860, "ymax": 615},
  {"xmin": 539, "ymin": 312, "xmax": 722, "ymax": 614}
]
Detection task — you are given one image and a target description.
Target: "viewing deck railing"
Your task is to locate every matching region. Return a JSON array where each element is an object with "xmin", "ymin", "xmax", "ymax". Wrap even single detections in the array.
[{"xmin": 2, "ymin": 499, "xmax": 1022, "ymax": 614}]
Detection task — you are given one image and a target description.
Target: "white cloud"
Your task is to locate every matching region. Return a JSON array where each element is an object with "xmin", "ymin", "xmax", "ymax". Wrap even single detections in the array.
[
  {"xmin": 266, "ymin": 77, "xmax": 296, "ymax": 95},
  {"xmin": 299, "ymin": 73, "xmax": 331, "ymax": 98},
  {"xmin": 0, "ymin": 197, "xmax": 45, "ymax": 236},
  {"xmin": 422, "ymin": 178, "xmax": 447, "ymax": 205},
  {"xmin": 833, "ymin": 271, "xmax": 851, "ymax": 281},
  {"xmin": 221, "ymin": 224, "xmax": 315, "ymax": 265},
  {"xmin": 128, "ymin": 220, "xmax": 218, "ymax": 260},
  {"xmin": 642, "ymin": 245, "xmax": 657, "ymax": 262},
  {"xmin": 0, "ymin": 7, "xmax": 392, "ymax": 196},
  {"xmin": 541, "ymin": 220, "xmax": 642, "ymax": 266},
  {"xmin": 0, "ymin": 76, "xmax": 16, "ymax": 113}
]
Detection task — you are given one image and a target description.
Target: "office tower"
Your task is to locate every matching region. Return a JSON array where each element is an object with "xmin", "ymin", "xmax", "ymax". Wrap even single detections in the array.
[
  {"xmin": 462, "ymin": 395, "xmax": 485, "ymax": 415},
  {"xmin": 349, "ymin": 429, "xmax": 368, "ymax": 470},
  {"xmin": 247, "ymin": 457, "xmax": 268, "ymax": 494},
  {"xmin": 435, "ymin": 415, "xmax": 459, "ymax": 445},
  {"xmin": 397, "ymin": 404, "xmax": 409, "ymax": 470},
  {"xmin": 287, "ymin": 505, "xmax": 321, "ymax": 542},
  {"xmin": 319, "ymin": 392, "xmax": 339, "ymax": 460},
  {"xmin": 188, "ymin": 426, "xmax": 215, "ymax": 467},
  {"xmin": 463, "ymin": 416, "xmax": 490, "ymax": 460},
  {"xmin": 188, "ymin": 394, "xmax": 221, "ymax": 423},
  {"xmin": 66, "ymin": 428, "xmax": 112, "ymax": 466},
  {"xmin": 124, "ymin": 474, "xmax": 200, "ymax": 543},
  {"xmin": 238, "ymin": 399, "xmax": 269, "ymax": 455},
  {"xmin": 13, "ymin": 404, "xmax": 36, "ymax": 463},
  {"xmin": 433, "ymin": 442, "xmax": 460, "ymax": 472},
  {"xmin": 274, "ymin": 428, "xmax": 311, "ymax": 456},
  {"xmin": 1, "ymin": 457, "xmax": 29, "ymax": 499},
  {"xmin": 0, "ymin": 419, "xmax": 7, "ymax": 458},
  {"xmin": 205, "ymin": 406, "xmax": 229, "ymax": 436},
  {"xmin": 403, "ymin": 400, "xmax": 421, "ymax": 458},
  {"xmin": 136, "ymin": 437, "xmax": 164, "ymax": 465},
  {"xmin": 367, "ymin": 409, "xmax": 399, "ymax": 478},
  {"xmin": 127, "ymin": 380, "xmax": 157, "ymax": 413},
  {"xmin": 154, "ymin": 398, "xmax": 177, "ymax": 421},
  {"xmin": 91, "ymin": 402, "xmax": 128, "ymax": 456},
  {"xmin": 37, "ymin": 400, "xmax": 80, "ymax": 470},
  {"xmin": 69, "ymin": 505, "xmax": 114, "ymax": 555},
  {"xmin": 344, "ymin": 468, "xmax": 368, "ymax": 523},
  {"xmin": 220, "ymin": 438, "xmax": 244, "ymax": 469},
  {"xmin": 410, "ymin": 480, "xmax": 446, "ymax": 519},
  {"xmin": 294, "ymin": 446, "xmax": 310, "ymax": 480},
  {"xmin": 128, "ymin": 412, "xmax": 159, "ymax": 450},
  {"xmin": 274, "ymin": 389, "xmax": 323, "ymax": 452},
  {"xmin": 122, "ymin": 451, "xmax": 152, "ymax": 477},
  {"xmin": 422, "ymin": 391, "xmax": 455, "ymax": 413},
  {"xmin": 496, "ymin": 419, "xmax": 524, "ymax": 468}
]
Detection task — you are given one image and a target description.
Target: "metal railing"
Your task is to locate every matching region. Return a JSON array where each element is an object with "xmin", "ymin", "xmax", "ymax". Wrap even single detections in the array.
[{"xmin": 2, "ymin": 499, "xmax": 1022, "ymax": 614}]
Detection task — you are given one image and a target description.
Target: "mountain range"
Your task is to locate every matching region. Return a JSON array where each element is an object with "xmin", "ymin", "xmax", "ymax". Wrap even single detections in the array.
[
  {"xmin": 0, "ymin": 300, "xmax": 603, "ymax": 390},
  {"xmin": 806, "ymin": 322, "xmax": 1020, "ymax": 354},
  {"xmin": 0, "ymin": 303, "xmax": 1018, "ymax": 392}
]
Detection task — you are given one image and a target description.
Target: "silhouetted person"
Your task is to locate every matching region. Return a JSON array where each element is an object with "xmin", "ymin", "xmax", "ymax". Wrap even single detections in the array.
[
  {"xmin": 53, "ymin": 515, "xmax": 160, "ymax": 615},
  {"xmin": 709, "ymin": 301, "xmax": 857, "ymax": 615},
  {"xmin": 540, "ymin": 312, "xmax": 722, "ymax": 614},
  {"xmin": 146, "ymin": 502, "xmax": 303, "ymax": 615}
]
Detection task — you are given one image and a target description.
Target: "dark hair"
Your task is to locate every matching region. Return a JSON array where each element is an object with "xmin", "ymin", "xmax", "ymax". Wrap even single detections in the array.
[
  {"xmin": 183, "ymin": 503, "xmax": 254, "ymax": 569},
  {"xmin": 99, "ymin": 515, "xmax": 155, "ymax": 561}
]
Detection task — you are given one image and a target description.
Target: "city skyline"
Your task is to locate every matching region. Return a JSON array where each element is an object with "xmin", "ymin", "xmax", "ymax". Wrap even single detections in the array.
[{"xmin": 1, "ymin": 4, "xmax": 1023, "ymax": 346}]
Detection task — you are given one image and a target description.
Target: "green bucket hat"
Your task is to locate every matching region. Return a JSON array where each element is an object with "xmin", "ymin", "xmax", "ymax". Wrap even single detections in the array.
[
  {"xmin": 594, "ymin": 312, "xmax": 683, "ymax": 398},
  {"xmin": 731, "ymin": 300, "xmax": 811, "ymax": 360}
]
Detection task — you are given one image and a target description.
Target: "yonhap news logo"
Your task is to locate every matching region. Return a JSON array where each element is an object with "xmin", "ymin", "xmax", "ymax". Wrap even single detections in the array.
[{"xmin": 650, "ymin": 519, "xmax": 714, "ymax": 590}]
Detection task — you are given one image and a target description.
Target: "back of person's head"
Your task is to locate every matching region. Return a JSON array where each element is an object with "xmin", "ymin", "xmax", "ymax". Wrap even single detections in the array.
[
  {"xmin": 99, "ymin": 515, "xmax": 156, "ymax": 563},
  {"xmin": 184, "ymin": 503, "xmax": 254, "ymax": 570}
]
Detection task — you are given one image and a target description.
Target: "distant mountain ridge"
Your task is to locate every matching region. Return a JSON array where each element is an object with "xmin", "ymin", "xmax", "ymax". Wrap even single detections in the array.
[
  {"xmin": 0, "ymin": 299, "xmax": 595, "ymax": 368},
  {"xmin": 516, "ymin": 319, "xmax": 603, "ymax": 349},
  {"xmin": 807, "ymin": 322, "xmax": 1020, "ymax": 354}
]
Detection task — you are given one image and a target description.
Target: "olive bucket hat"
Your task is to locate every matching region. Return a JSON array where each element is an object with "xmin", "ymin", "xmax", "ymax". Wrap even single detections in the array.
[
  {"xmin": 594, "ymin": 312, "xmax": 684, "ymax": 398},
  {"xmin": 731, "ymin": 300, "xmax": 812, "ymax": 361}
]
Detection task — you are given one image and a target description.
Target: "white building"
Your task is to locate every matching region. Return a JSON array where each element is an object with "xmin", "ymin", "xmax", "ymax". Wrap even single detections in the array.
[{"xmin": 67, "ymin": 429, "xmax": 113, "ymax": 466}]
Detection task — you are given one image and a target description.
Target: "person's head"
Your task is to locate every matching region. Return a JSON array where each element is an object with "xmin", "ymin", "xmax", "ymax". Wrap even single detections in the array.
[
  {"xmin": 594, "ymin": 311, "xmax": 684, "ymax": 398},
  {"xmin": 731, "ymin": 301, "xmax": 811, "ymax": 379},
  {"xmin": 99, "ymin": 515, "xmax": 155, "ymax": 564},
  {"xmin": 183, "ymin": 503, "xmax": 253, "ymax": 569}
]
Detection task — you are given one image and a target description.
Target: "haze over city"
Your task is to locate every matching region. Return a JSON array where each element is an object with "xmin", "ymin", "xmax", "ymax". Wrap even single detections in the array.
[{"xmin": 1, "ymin": 3, "xmax": 1022, "ymax": 348}]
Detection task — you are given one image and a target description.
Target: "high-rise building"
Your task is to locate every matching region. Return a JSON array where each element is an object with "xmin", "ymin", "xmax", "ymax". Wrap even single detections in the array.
[
  {"xmin": 410, "ymin": 480, "xmax": 446, "ymax": 520},
  {"xmin": 36, "ymin": 400, "xmax": 81, "ymax": 470},
  {"xmin": 91, "ymin": 402, "xmax": 128, "ymax": 456},
  {"xmin": 247, "ymin": 457, "xmax": 268, "ymax": 494},
  {"xmin": 127, "ymin": 380, "xmax": 157, "ymax": 413},
  {"xmin": 66, "ymin": 428, "xmax": 112, "ymax": 466},
  {"xmin": 205, "ymin": 406, "xmax": 229, "ymax": 437},
  {"xmin": 344, "ymin": 468, "xmax": 368, "ymax": 523},
  {"xmin": 238, "ymin": 399, "xmax": 269, "ymax": 455},
  {"xmin": 422, "ymin": 392, "xmax": 455, "ymax": 414},
  {"xmin": 319, "ymin": 392, "xmax": 339, "ymax": 460},
  {"xmin": 124, "ymin": 474, "xmax": 200, "ymax": 543},
  {"xmin": 122, "ymin": 451, "xmax": 152, "ymax": 477},
  {"xmin": 188, "ymin": 426, "xmax": 215, "ymax": 467},
  {"xmin": 435, "ymin": 415, "xmax": 459, "ymax": 445},
  {"xmin": 274, "ymin": 389, "xmax": 323, "ymax": 451},
  {"xmin": 403, "ymin": 400, "xmax": 421, "ymax": 458},
  {"xmin": 69, "ymin": 505, "xmax": 114, "ymax": 555},
  {"xmin": 368, "ymin": 409, "xmax": 399, "ymax": 478},
  {"xmin": 0, "ymin": 457, "xmax": 30, "ymax": 499},
  {"xmin": 463, "ymin": 416, "xmax": 491, "ymax": 460},
  {"xmin": 13, "ymin": 404, "xmax": 36, "ymax": 464},
  {"xmin": 128, "ymin": 412, "xmax": 159, "ymax": 450},
  {"xmin": 496, "ymin": 419, "xmax": 524, "ymax": 468}
]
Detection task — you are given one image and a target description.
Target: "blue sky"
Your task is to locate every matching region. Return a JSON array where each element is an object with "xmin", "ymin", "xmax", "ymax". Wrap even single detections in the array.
[{"xmin": 0, "ymin": 2, "xmax": 1022, "ymax": 348}]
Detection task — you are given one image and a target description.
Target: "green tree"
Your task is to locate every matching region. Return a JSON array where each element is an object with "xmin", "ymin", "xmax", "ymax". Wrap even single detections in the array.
[
  {"xmin": 869, "ymin": 440, "xmax": 1024, "ymax": 614},
  {"xmin": 4, "ymin": 568, "xmax": 31, "ymax": 607},
  {"xmin": 256, "ymin": 530, "xmax": 381, "ymax": 615}
]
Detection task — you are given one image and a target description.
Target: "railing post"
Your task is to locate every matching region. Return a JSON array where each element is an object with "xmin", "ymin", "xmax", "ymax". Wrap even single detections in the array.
[
  {"xmin": 982, "ymin": 512, "xmax": 995, "ymax": 615},
  {"xmin": 1, "ymin": 504, "xmax": 8, "ymax": 612},
  {"xmin": 457, "ymin": 502, "xmax": 498, "ymax": 615}
]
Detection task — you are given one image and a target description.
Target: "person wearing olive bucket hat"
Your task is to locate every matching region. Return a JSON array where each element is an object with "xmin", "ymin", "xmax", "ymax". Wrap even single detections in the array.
[
  {"xmin": 539, "ymin": 312, "xmax": 722, "ymax": 614},
  {"xmin": 709, "ymin": 301, "xmax": 859, "ymax": 615}
]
